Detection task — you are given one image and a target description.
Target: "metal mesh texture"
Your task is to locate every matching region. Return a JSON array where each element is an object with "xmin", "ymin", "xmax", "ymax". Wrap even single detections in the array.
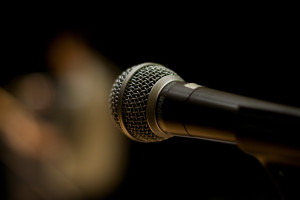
[
  {"xmin": 109, "ymin": 64, "xmax": 178, "ymax": 142},
  {"xmin": 109, "ymin": 66, "xmax": 134, "ymax": 129}
]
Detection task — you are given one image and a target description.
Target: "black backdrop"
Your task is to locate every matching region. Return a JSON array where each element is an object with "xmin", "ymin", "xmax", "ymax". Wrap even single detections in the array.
[{"xmin": 1, "ymin": 8, "xmax": 299, "ymax": 199}]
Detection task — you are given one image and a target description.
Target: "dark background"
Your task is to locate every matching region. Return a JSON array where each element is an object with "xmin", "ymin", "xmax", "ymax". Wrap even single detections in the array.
[{"xmin": 1, "ymin": 7, "xmax": 299, "ymax": 199}]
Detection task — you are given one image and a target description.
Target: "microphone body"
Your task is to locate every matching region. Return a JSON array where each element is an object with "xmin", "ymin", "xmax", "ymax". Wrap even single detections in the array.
[
  {"xmin": 155, "ymin": 80, "xmax": 300, "ymax": 165},
  {"xmin": 110, "ymin": 63, "xmax": 300, "ymax": 165}
]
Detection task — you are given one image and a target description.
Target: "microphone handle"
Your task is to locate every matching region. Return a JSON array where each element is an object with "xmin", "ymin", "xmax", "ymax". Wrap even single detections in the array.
[{"xmin": 157, "ymin": 81, "xmax": 300, "ymax": 165}]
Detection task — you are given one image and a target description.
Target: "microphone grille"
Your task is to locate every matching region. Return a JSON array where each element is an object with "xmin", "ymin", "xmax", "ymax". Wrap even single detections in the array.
[
  {"xmin": 110, "ymin": 66, "xmax": 135, "ymax": 129},
  {"xmin": 109, "ymin": 63, "xmax": 178, "ymax": 142}
]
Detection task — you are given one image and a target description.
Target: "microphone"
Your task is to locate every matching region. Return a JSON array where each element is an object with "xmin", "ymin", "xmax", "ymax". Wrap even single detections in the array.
[{"xmin": 109, "ymin": 63, "xmax": 300, "ymax": 165}]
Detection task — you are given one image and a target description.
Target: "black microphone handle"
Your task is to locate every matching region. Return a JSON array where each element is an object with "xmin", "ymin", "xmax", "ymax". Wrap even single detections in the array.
[{"xmin": 156, "ymin": 81, "xmax": 300, "ymax": 165}]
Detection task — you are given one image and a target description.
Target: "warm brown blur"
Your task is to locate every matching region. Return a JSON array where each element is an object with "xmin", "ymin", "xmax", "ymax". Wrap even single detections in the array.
[{"xmin": 0, "ymin": 32, "xmax": 128, "ymax": 200}]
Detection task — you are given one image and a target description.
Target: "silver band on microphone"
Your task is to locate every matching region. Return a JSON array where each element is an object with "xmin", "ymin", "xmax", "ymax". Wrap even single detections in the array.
[{"xmin": 147, "ymin": 75, "xmax": 184, "ymax": 139}]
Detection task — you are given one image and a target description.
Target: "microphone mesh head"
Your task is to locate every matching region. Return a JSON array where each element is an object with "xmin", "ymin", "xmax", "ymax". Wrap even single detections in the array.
[{"xmin": 109, "ymin": 63, "xmax": 178, "ymax": 142}]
